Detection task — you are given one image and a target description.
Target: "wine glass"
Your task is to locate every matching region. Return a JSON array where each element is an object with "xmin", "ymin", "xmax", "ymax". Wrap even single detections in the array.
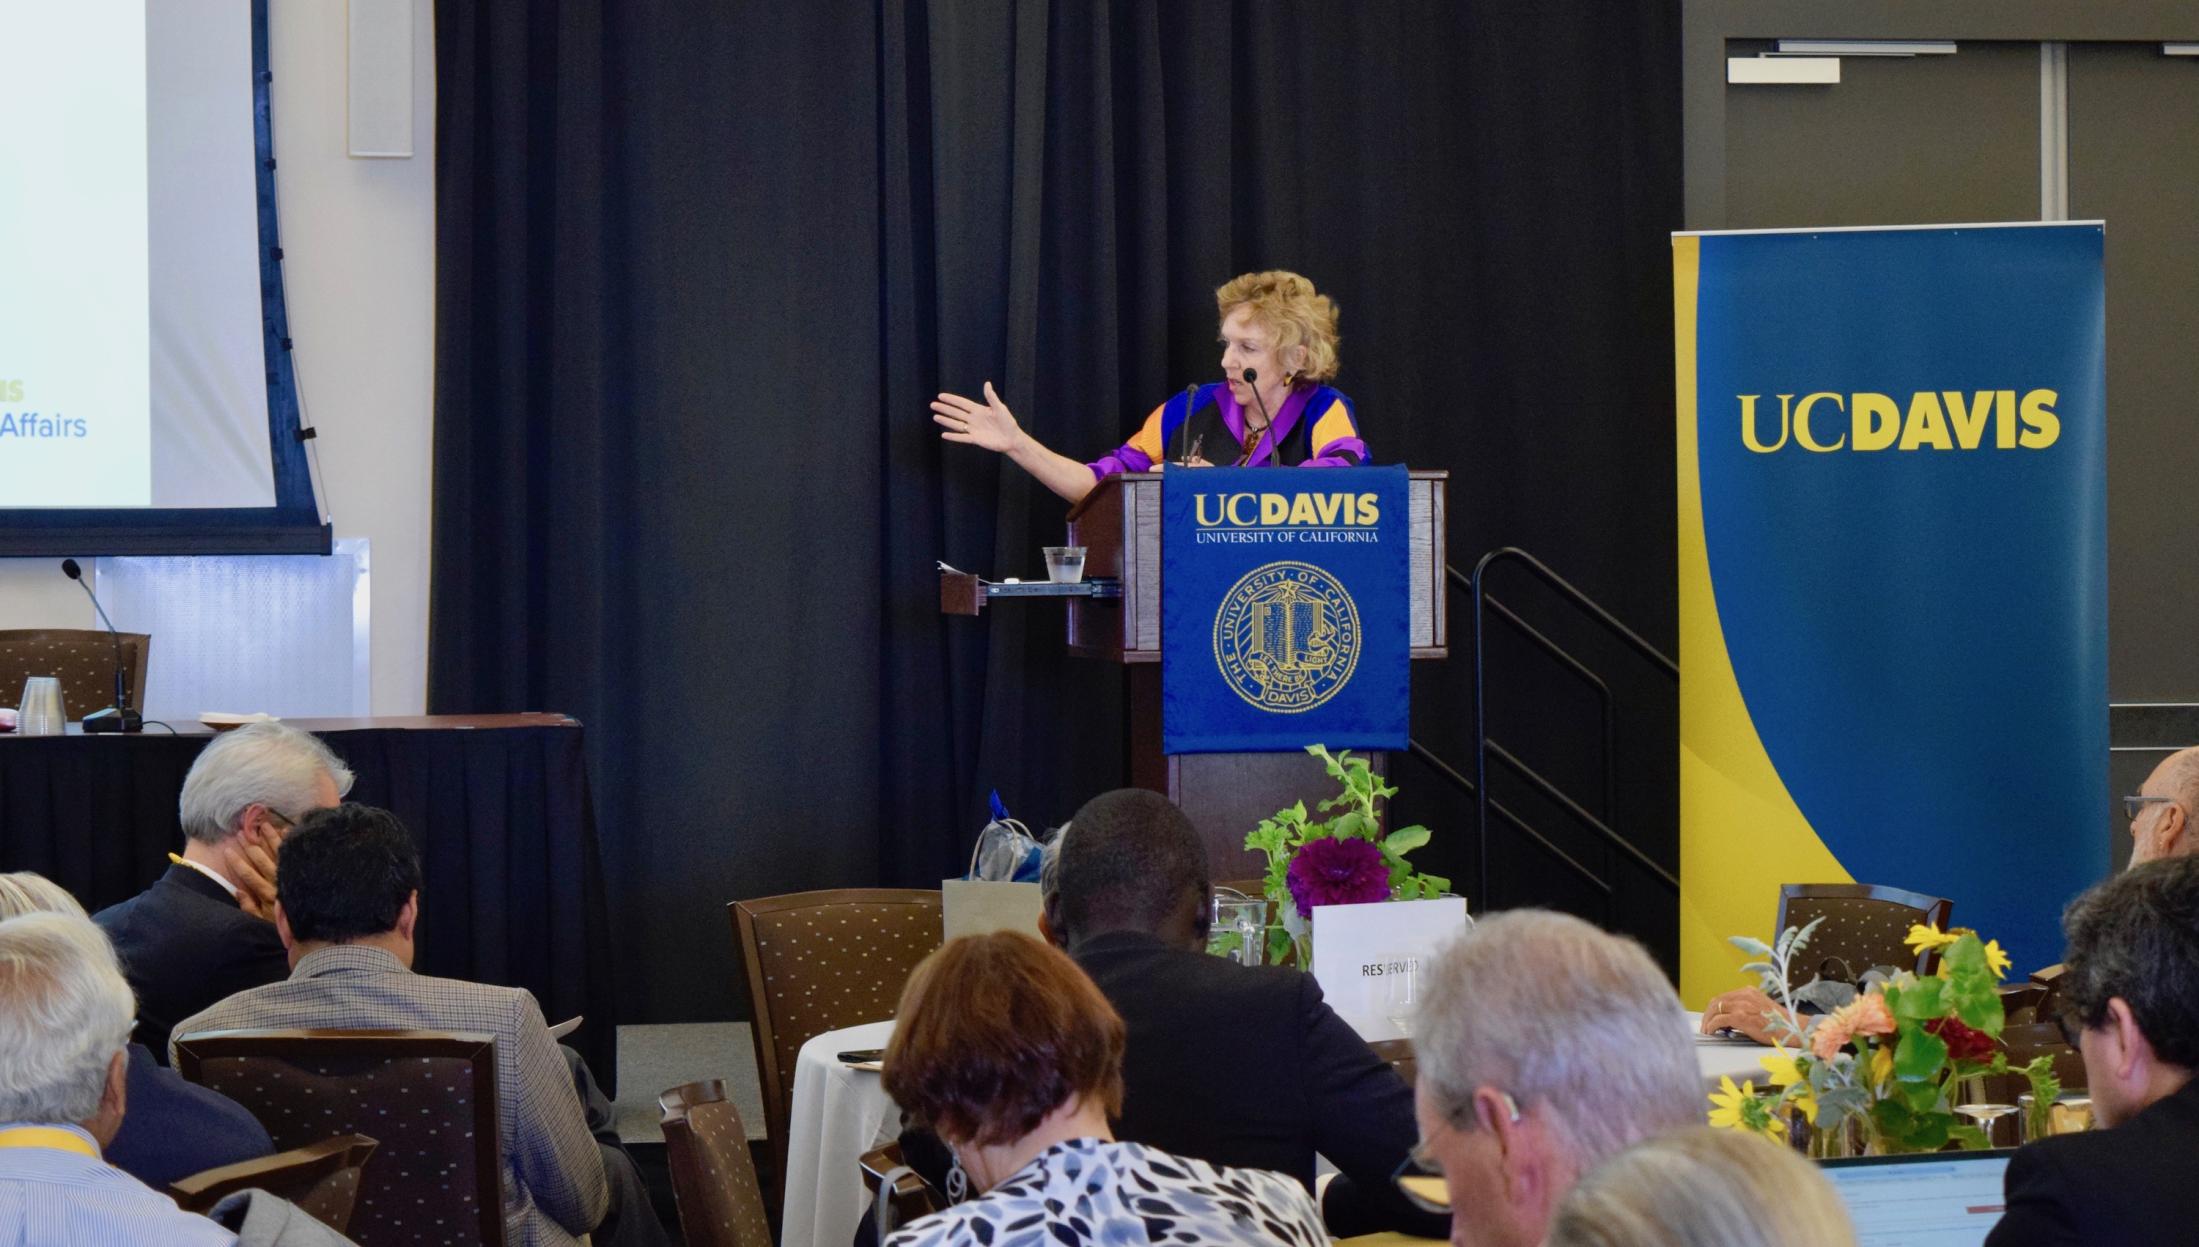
[
  {"xmin": 1955, "ymin": 1102, "xmax": 2019, "ymax": 1147},
  {"xmin": 1379, "ymin": 952, "xmax": 1422, "ymax": 1037}
]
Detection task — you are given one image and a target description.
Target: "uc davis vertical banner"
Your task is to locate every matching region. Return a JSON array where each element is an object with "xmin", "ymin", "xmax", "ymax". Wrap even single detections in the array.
[
  {"xmin": 1675, "ymin": 224, "xmax": 2107, "ymax": 1005},
  {"xmin": 1163, "ymin": 466, "xmax": 1409, "ymax": 754}
]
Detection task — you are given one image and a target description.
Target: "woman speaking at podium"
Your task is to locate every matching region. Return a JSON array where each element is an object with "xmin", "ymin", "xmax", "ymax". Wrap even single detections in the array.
[{"xmin": 931, "ymin": 270, "xmax": 1367, "ymax": 504}]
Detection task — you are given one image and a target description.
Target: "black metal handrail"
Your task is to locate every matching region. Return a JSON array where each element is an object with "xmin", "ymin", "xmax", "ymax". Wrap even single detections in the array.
[
  {"xmin": 1484, "ymin": 592, "xmax": 1617, "ymax": 821},
  {"xmin": 1460, "ymin": 548, "xmax": 1678, "ymax": 910},
  {"xmin": 1405, "ymin": 739, "xmax": 1614, "ymax": 897}
]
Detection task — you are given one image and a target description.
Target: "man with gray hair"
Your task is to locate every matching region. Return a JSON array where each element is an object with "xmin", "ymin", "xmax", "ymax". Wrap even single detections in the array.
[
  {"xmin": 1406, "ymin": 910, "xmax": 1702, "ymax": 1247},
  {"xmin": 94, "ymin": 721, "xmax": 353, "ymax": 1062},
  {"xmin": 0, "ymin": 910, "xmax": 351, "ymax": 1244}
]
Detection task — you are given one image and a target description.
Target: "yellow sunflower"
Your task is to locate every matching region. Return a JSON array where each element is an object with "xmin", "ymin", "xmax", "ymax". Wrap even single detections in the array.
[
  {"xmin": 1708, "ymin": 1076, "xmax": 1785, "ymax": 1142},
  {"xmin": 1759, "ymin": 1051, "xmax": 1818, "ymax": 1124},
  {"xmin": 1905, "ymin": 923, "xmax": 1959, "ymax": 955},
  {"xmin": 1982, "ymin": 939, "xmax": 2013, "ymax": 977}
]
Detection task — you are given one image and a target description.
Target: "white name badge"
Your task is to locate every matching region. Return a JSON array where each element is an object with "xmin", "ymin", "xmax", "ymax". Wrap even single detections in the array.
[{"xmin": 1310, "ymin": 896, "xmax": 1472, "ymax": 1041}]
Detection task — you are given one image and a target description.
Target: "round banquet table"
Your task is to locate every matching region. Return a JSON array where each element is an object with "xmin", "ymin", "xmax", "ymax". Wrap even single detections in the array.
[{"xmin": 778, "ymin": 1011, "xmax": 1773, "ymax": 1247}]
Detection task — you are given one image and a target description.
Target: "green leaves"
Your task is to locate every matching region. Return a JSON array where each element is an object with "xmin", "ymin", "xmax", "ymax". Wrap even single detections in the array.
[
  {"xmin": 1946, "ymin": 1124, "xmax": 1991, "ymax": 1152},
  {"xmin": 1870, "ymin": 1095, "xmax": 1952, "ymax": 1154},
  {"xmin": 2021, "ymin": 1055, "xmax": 2062, "ymax": 1142},
  {"xmin": 1893, "ymin": 1021, "xmax": 1948, "ymax": 1083},
  {"xmin": 1941, "ymin": 935, "xmax": 2005, "ymax": 1037},
  {"xmin": 1887, "ymin": 976, "xmax": 1944, "ymax": 1021},
  {"xmin": 1383, "ymin": 826, "xmax": 1431, "ymax": 856}
]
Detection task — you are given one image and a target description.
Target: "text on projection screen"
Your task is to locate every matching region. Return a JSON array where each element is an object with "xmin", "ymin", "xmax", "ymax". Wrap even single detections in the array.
[{"xmin": 0, "ymin": 0, "xmax": 275, "ymax": 508}]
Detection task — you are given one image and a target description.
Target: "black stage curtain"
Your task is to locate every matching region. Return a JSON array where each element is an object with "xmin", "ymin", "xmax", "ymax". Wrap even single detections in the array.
[{"xmin": 431, "ymin": 1, "xmax": 1684, "ymax": 1021}]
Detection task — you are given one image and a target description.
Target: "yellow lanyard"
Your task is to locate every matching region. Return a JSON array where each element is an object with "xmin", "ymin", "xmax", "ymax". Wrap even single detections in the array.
[{"xmin": 0, "ymin": 1127, "xmax": 98, "ymax": 1157}]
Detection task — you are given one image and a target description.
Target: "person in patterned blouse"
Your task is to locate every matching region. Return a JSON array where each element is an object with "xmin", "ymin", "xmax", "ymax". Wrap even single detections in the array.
[{"xmin": 879, "ymin": 931, "xmax": 1329, "ymax": 1247}]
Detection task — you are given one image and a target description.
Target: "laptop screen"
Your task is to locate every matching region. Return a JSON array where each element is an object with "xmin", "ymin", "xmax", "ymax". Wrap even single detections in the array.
[{"xmin": 1819, "ymin": 1151, "xmax": 2012, "ymax": 1246}]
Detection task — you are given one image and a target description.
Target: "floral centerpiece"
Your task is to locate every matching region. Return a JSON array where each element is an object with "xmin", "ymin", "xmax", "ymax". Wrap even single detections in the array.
[
  {"xmin": 1707, "ymin": 919, "xmax": 2061, "ymax": 1154},
  {"xmin": 1242, "ymin": 744, "xmax": 1449, "ymax": 965}
]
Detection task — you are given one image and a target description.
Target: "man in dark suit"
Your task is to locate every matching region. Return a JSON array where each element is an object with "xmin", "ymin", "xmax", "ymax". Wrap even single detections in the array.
[
  {"xmin": 93, "ymin": 720, "xmax": 352, "ymax": 1062},
  {"xmin": 1986, "ymin": 856, "xmax": 2199, "ymax": 1246},
  {"xmin": 1044, "ymin": 788, "xmax": 1445, "ymax": 1238}
]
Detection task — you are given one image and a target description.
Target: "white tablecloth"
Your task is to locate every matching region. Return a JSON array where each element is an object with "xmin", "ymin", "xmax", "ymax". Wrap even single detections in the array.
[
  {"xmin": 780, "ymin": 1019, "xmax": 898, "ymax": 1247},
  {"xmin": 1687, "ymin": 1011, "xmax": 1781, "ymax": 1089},
  {"xmin": 779, "ymin": 1012, "xmax": 1771, "ymax": 1247}
]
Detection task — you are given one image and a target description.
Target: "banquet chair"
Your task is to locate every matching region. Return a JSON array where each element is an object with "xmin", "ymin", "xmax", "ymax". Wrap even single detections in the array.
[
  {"xmin": 1999, "ymin": 981, "xmax": 2049, "ymax": 1025},
  {"xmin": 174, "ymin": 1028, "xmax": 507, "ymax": 1247},
  {"xmin": 1775, "ymin": 883, "xmax": 1952, "ymax": 989},
  {"xmin": 0, "ymin": 628, "xmax": 148, "ymax": 718},
  {"xmin": 168, "ymin": 1133, "xmax": 379, "ymax": 1233},
  {"xmin": 2029, "ymin": 963, "xmax": 2069, "ymax": 1019},
  {"xmin": 729, "ymin": 888, "xmax": 943, "ymax": 1205},
  {"xmin": 659, "ymin": 1080, "xmax": 772, "ymax": 1247}
]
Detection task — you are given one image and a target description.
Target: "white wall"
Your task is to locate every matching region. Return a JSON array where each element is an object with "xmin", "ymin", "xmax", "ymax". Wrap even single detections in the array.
[{"xmin": 0, "ymin": 0, "xmax": 436, "ymax": 715}]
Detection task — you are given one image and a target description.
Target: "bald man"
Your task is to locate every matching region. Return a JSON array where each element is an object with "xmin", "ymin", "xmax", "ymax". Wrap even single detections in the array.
[{"xmin": 2129, "ymin": 746, "xmax": 2199, "ymax": 866}]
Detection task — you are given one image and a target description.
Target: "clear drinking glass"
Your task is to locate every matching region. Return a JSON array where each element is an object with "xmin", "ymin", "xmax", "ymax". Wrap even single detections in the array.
[
  {"xmin": 1207, "ymin": 890, "xmax": 1268, "ymax": 966},
  {"xmin": 17, "ymin": 677, "xmax": 67, "ymax": 736},
  {"xmin": 1043, "ymin": 546, "xmax": 1087, "ymax": 584}
]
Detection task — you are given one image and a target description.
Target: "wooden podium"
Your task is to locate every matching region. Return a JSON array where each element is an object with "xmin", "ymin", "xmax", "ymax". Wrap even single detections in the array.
[{"xmin": 944, "ymin": 470, "xmax": 1448, "ymax": 875}]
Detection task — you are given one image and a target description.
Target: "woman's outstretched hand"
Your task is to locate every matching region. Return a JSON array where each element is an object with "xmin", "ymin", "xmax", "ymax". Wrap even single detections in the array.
[{"xmin": 932, "ymin": 381, "xmax": 1021, "ymax": 453}]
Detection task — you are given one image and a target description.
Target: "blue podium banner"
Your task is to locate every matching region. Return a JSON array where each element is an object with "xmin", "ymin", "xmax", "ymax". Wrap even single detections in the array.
[
  {"xmin": 1162, "ymin": 465, "xmax": 1410, "ymax": 755},
  {"xmin": 1674, "ymin": 223, "xmax": 2107, "ymax": 1002}
]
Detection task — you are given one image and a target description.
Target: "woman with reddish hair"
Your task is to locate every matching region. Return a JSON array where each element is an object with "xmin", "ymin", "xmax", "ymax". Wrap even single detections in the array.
[{"xmin": 880, "ymin": 931, "xmax": 1326, "ymax": 1246}]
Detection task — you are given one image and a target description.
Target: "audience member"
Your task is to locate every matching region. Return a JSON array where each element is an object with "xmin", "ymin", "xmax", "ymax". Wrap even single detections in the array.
[
  {"xmin": 2126, "ymin": 744, "xmax": 2199, "ymax": 865},
  {"xmin": 1406, "ymin": 910, "xmax": 1702, "ymax": 1247},
  {"xmin": 1986, "ymin": 856, "xmax": 2199, "ymax": 1246},
  {"xmin": 1044, "ymin": 788, "xmax": 1443, "ymax": 1237},
  {"xmin": 880, "ymin": 930, "xmax": 1327, "ymax": 1247},
  {"xmin": 170, "ymin": 804, "xmax": 665, "ymax": 1247},
  {"xmin": 94, "ymin": 721, "xmax": 353, "ymax": 1061},
  {"xmin": 1545, "ymin": 1126, "xmax": 1856, "ymax": 1247},
  {"xmin": 0, "ymin": 871, "xmax": 273, "ymax": 1188},
  {"xmin": 0, "ymin": 910, "xmax": 352, "ymax": 1246}
]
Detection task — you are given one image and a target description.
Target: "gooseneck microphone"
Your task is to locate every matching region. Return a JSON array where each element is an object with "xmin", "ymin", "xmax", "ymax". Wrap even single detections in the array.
[
  {"xmin": 1171, "ymin": 383, "xmax": 1199, "ymax": 465},
  {"xmin": 60, "ymin": 558, "xmax": 142, "ymax": 734},
  {"xmin": 1237, "ymin": 368, "xmax": 1274, "ymax": 467}
]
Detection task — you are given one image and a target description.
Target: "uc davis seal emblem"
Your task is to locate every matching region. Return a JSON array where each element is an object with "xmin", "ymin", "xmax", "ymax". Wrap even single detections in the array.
[{"xmin": 1213, "ymin": 561, "xmax": 1362, "ymax": 713}]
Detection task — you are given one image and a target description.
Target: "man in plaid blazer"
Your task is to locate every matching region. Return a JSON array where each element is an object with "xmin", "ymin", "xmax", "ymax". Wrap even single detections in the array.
[{"xmin": 172, "ymin": 805, "xmax": 666, "ymax": 1247}]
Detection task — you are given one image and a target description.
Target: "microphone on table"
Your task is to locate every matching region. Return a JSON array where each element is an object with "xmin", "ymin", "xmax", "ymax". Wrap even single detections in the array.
[
  {"xmin": 1237, "ymin": 368, "xmax": 1274, "ymax": 466},
  {"xmin": 60, "ymin": 558, "xmax": 142, "ymax": 734}
]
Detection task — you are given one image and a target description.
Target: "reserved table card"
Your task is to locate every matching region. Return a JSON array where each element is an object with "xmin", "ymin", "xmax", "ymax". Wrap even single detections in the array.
[{"xmin": 1311, "ymin": 896, "xmax": 1472, "ymax": 1037}]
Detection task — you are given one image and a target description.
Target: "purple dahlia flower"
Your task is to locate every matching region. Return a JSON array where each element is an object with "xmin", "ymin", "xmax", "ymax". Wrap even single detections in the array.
[{"xmin": 1286, "ymin": 836, "xmax": 1391, "ymax": 918}]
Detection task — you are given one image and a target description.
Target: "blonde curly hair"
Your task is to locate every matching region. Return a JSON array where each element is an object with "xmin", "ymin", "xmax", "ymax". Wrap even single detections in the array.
[{"xmin": 1215, "ymin": 270, "xmax": 1341, "ymax": 383}]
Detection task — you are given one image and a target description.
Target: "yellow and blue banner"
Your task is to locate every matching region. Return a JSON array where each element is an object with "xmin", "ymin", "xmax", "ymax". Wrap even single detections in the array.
[
  {"xmin": 1162, "ymin": 465, "xmax": 1409, "ymax": 754},
  {"xmin": 1675, "ymin": 224, "xmax": 2107, "ymax": 1004}
]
